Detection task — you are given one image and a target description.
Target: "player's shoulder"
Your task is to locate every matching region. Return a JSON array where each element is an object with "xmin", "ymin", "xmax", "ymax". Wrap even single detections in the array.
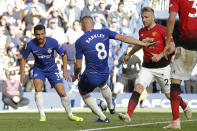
[
  {"xmin": 100, "ymin": 28, "xmax": 113, "ymax": 34},
  {"xmin": 155, "ymin": 24, "xmax": 167, "ymax": 34},
  {"xmin": 139, "ymin": 27, "xmax": 146, "ymax": 33},
  {"xmin": 156, "ymin": 24, "xmax": 166, "ymax": 30},
  {"xmin": 46, "ymin": 37, "xmax": 58, "ymax": 43},
  {"xmin": 75, "ymin": 34, "xmax": 84, "ymax": 45},
  {"xmin": 26, "ymin": 38, "xmax": 36, "ymax": 47}
]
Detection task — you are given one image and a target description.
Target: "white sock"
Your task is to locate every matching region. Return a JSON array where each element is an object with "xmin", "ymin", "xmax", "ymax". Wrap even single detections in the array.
[
  {"xmin": 61, "ymin": 96, "xmax": 72, "ymax": 117},
  {"xmin": 35, "ymin": 92, "xmax": 45, "ymax": 117},
  {"xmin": 82, "ymin": 94, "xmax": 106, "ymax": 120},
  {"xmin": 100, "ymin": 84, "xmax": 113, "ymax": 109}
]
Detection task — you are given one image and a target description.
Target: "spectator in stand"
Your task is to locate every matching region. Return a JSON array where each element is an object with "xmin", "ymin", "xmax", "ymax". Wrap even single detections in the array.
[
  {"xmin": 97, "ymin": 0, "xmax": 108, "ymax": 18},
  {"xmin": 93, "ymin": 14, "xmax": 107, "ymax": 29},
  {"xmin": 107, "ymin": 1, "xmax": 128, "ymax": 26},
  {"xmin": 46, "ymin": 6, "xmax": 67, "ymax": 29},
  {"xmin": 26, "ymin": 15, "xmax": 41, "ymax": 31},
  {"xmin": 5, "ymin": 24, "xmax": 23, "ymax": 57},
  {"xmin": 46, "ymin": 18, "xmax": 66, "ymax": 46},
  {"xmin": 0, "ymin": 27, "xmax": 7, "ymax": 56},
  {"xmin": 2, "ymin": 70, "xmax": 29, "ymax": 109},
  {"xmin": 81, "ymin": 0, "xmax": 99, "ymax": 18},
  {"xmin": 0, "ymin": 15, "xmax": 9, "ymax": 35},
  {"xmin": 64, "ymin": 0, "xmax": 81, "ymax": 29},
  {"xmin": 3, "ymin": 4, "xmax": 21, "ymax": 28},
  {"xmin": 23, "ymin": 5, "xmax": 45, "ymax": 29},
  {"xmin": 25, "ymin": 0, "xmax": 46, "ymax": 13},
  {"xmin": 112, "ymin": 46, "xmax": 141, "ymax": 103}
]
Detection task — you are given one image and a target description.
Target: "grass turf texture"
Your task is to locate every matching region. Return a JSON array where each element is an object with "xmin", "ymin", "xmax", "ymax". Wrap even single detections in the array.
[{"xmin": 0, "ymin": 109, "xmax": 196, "ymax": 131}]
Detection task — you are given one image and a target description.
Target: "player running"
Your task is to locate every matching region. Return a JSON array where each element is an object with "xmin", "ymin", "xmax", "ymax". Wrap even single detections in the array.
[
  {"xmin": 118, "ymin": 7, "xmax": 191, "ymax": 124},
  {"xmin": 20, "ymin": 24, "xmax": 83, "ymax": 122},
  {"xmin": 72, "ymin": 16, "xmax": 158, "ymax": 123},
  {"xmin": 163, "ymin": 0, "xmax": 196, "ymax": 129}
]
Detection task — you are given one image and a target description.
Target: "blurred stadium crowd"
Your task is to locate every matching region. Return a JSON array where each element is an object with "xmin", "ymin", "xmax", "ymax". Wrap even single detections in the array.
[{"xmin": 0, "ymin": 0, "xmax": 196, "ymax": 97}]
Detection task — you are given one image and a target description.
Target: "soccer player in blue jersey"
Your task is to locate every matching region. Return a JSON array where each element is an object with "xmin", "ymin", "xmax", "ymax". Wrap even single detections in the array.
[
  {"xmin": 20, "ymin": 24, "xmax": 83, "ymax": 122},
  {"xmin": 72, "ymin": 16, "xmax": 157, "ymax": 123}
]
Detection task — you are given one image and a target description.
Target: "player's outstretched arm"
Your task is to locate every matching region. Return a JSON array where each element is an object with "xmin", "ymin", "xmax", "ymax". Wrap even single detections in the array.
[
  {"xmin": 123, "ymin": 45, "xmax": 142, "ymax": 63},
  {"xmin": 20, "ymin": 57, "xmax": 26, "ymax": 84},
  {"xmin": 62, "ymin": 54, "xmax": 71, "ymax": 80},
  {"xmin": 164, "ymin": 11, "xmax": 177, "ymax": 60},
  {"xmin": 115, "ymin": 34, "xmax": 158, "ymax": 48},
  {"xmin": 72, "ymin": 59, "xmax": 82, "ymax": 82}
]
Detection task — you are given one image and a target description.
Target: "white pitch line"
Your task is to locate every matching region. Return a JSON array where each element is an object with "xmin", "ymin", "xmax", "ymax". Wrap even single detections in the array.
[{"xmin": 78, "ymin": 119, "xmax": 197, "ymax": 131}]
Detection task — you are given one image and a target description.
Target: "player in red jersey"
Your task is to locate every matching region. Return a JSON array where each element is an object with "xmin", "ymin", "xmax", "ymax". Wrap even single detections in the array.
[
  {"xmin": 118, "ymin": 7, "xmax": 190, "ymax": 124},
  {"xmin": 163, "ymin": 0, "xmax": 196, "ymax": 129}
]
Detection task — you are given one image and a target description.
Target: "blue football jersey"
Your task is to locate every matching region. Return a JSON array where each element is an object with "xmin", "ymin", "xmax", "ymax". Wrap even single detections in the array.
[
  {"xmin": 75, "ymin": 29, "xmax": 117, "ymax": 75},
  {"xmin": 23, "ymin": 37, "xmax": 65, "ymax": 72}
]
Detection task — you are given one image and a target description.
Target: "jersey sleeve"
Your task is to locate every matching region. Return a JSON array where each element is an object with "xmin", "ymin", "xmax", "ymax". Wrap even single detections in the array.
[
  {"xmin": 103, "ymin": 28, "xmax": 118, "ymax": 39},
  {"xmin": 54, "ymin": 39, "xmax": 66, "ymax": 56},
  {"xmin": 22, "ymin": 42, "xmax": 31, "ymax": 59},
  {"xmin": 75, "ymin": 40, "xmax": 83, "ymax": 59},
  {"xmin": 169, "ymin": 0, "xmax": 179, "ymax": 13}
]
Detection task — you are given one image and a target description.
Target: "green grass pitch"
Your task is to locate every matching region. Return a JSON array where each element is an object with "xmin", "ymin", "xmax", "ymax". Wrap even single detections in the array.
[{"xmin": 0, "ymin": 109, "xmax": 196, "ymax": 131}]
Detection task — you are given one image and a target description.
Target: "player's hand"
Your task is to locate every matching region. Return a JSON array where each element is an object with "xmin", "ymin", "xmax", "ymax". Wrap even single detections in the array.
[
  {"xmin": 63, "ymin": 71, "xmax": 71, "ymax": 80},
  {"xmin": 72, "ymin": 75, "xmax": 78, "ymax": 82},
  {"xmin": 123, "ymin": 54, "xmax": 130, "ymax": 64},
  {"xmin": 152, "ymin": 53, "xmax": 163, "ymax": 62},
  {"xmin": 146, "ymin": 41, "xmax": 160, "ymax": 49},
  {"xmin": 163, "ymin": 44, "xmax": 171, "ymax": 60}
]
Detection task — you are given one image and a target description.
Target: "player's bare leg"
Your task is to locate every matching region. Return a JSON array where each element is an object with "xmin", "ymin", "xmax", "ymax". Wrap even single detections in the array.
[
  {"xmin": 54, "ymin": 83, "xmax": 83, "ymax": 122},
  {"xmin": 79, "ymin": 88, "xmax": 109, "ymax": 123},
  {"xmin": 119, "ymin": 83, "xmax": 144, "ymax": 122},
  {"xmin": 165, "ymin": 93, "xmax": 192, "ymax": 120},
  {"xmin": 100, "ymin": 84, "xmax": 115, "ymax": 114},
  {"xmin": 164, "ymin": 79, "xmax": 182, "ymax": 129},
  {"xmin": 112, "ymin": 82, "xmax": 124, "ymax": 109},
  {"xmin": 34, "ymin": 79, "xmax": 46, "ymax": 122}
]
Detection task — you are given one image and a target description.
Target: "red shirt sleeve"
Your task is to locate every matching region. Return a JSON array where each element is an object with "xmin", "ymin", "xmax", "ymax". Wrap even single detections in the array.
[{"xmin": 169, "ymin": 0, "xmax": 179, "ymax": 13}]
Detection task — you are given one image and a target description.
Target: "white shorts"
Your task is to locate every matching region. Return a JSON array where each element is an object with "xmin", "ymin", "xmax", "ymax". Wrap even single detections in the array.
[
  {"xmin": 171, "ymin": 47, "xmax": 197, "ymax": 80},
  {"xmin": 135, "ymin": 65, "xmax": 171, "ymax": 93}
]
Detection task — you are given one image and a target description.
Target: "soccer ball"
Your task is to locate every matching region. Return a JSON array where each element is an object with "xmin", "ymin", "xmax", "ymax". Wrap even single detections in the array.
[
  {"xmin": 96, "ymin": 99, "xmax": 107, "ymax": 112},
  {"xmin": 12, "ymin": 96, "xmax": 20, "ymax": 103}
]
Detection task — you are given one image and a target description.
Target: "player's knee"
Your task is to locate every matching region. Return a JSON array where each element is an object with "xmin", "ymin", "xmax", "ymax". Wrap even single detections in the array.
[
  {"xmin": 58, "ymin": 91, "xmax": 66, "ymax": 97},
  {"xmin": 165, "ymin": 93, "xmax": 170, "ymax": 99},
  {"xmin": 78, "ymin": 87, "xmax": 87, "ymax": 96},
  {"xmin": 134, "ymin": 83, "xmax": 144, "ymax": 94},
  {"xmin": 171, "ymin": 79, "xmax": 182, "ymax": 84},
  {"xmin": 35, "ymin": 88, "xmax": 43, "ymax": 92}
]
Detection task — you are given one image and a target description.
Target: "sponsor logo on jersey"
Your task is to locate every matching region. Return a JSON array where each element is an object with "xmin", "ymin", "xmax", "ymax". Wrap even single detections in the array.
[
  {"xmin": 38, "ymin": 55, "xmax": 51, "ymax": 59},
  {"xmin": 142, "ymin": 37, "xmax": 154, "ymax": 43}
]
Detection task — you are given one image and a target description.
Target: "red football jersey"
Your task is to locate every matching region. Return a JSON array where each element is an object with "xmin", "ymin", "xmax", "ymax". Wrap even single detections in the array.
[
  {"xmin": 169, "ymin": 0, "xmax": 197, "ymax": 45},
  {"xmin": 139, "ymin": 24, "xmax": 173, "ymax": 64}
]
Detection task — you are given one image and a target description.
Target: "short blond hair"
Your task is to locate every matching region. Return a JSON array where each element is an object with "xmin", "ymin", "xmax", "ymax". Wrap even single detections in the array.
[{"xmin": 141, "ymin": 7, "xmax": 154, "ymax": 14}]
